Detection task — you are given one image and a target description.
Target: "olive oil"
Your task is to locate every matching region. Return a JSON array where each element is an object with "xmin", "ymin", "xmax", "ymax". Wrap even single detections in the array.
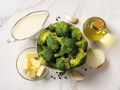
[{"xmin": 83, "ymin": 17, "xmax": 108, "ymax": 41}]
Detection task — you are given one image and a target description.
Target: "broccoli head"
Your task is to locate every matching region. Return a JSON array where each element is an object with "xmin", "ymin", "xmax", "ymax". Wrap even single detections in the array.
[
  {"xmin": 47, "ymin": 35, "xmax": 59, "ymax": 52},
  {"xmin": 37, "ymin": 30, "xmax": 51, "ymax": 45},
  {"xmin": 75, "ymin": 38, "xmax": 88, "ymax": 51},
  {"xmin": 54, "ymin": 37, "xmax": 76, "ymax": 57},
  {"xmin": 47, "ymin": 24, "xmax": 55, "ymax": 32},
  {"xmin": 55, "ymin": 21, "xmax": 71, "ymax": 37},
  {"xmin": 39, "ymin": 47, "xmax": 54, "ymax": 63},
  {"xmin": 56, "ymin": 57, "xmax": 71, "ymax": 71},
  {"xmin": 71, "ymin": 26, "xmax": 82, "ymax": 41},
  {"xmin": 70, "ymin": 48, "xmax": 87, "ymax": 68}
]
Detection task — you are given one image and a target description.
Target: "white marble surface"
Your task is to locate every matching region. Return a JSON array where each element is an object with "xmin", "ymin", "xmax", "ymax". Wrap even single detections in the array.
[{"xmin": 1, "ymin": 0, "xmax": 120, "ymax": 90}]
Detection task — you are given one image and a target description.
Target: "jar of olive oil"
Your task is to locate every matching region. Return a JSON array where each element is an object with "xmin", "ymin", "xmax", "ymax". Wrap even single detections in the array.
[{"xmin": 83, "ymin": 17, "xmax": 108, "ymax": 41}]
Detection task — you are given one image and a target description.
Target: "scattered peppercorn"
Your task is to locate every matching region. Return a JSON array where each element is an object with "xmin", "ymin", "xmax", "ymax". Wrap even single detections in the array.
[
  {"xmin": 56, "ymin": 16, "xmax": 61, "ymax": 21},
  {"xmin": 58, "ymin": 16, "xmax": 60, "ymax": 19},
  {"xmin": 85, "ymin": 68, "xmax": 87, "ymax": 71},
  {"xmin": 64, "ymin": 77, "xmax": 67, "ymax": 79},
  {"xmin": 50, "ymin": 71, "xmax": 68, "ymax": 80},
  {"xmin": 59, "ymin": 77, "xmax": 61, "ymax": 79},
  {"xmin": 56, "ymin": 18, "xmax": 58, "ymax": 21},
  {"xmin": 59, "ymin": 72, "xmax": 62, "ymax": 76},
  {"xmin": 62, "ymin": 72, "xmax": 65, "ymax": 75}
]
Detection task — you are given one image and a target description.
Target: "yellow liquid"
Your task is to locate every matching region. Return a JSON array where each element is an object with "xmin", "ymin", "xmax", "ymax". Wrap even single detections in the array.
[{"xmin": 83, "ymin": 17, "xmax": 108, "ymax": 41}]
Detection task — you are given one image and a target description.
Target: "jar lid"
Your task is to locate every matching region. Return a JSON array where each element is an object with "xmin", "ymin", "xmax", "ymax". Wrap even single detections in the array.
[
  {"xmin": 11, "ymin": 10, "xmax": 49, "ymax": 41},
  {"xmin": 93, "ymin": 19, "xmax": 104, "ymax": 29}
]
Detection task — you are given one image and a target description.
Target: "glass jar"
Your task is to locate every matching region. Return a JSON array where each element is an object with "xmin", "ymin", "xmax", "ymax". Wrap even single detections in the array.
[{"xmin": 83, "ymin": 17, "xmax": 108, "ymax": 41}]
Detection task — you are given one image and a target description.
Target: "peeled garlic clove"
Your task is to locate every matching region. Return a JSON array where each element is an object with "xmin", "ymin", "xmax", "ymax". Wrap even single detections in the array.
[
  {"xmin": 65, "ymin": 14, "xmax": 78, "ymax": 24},
  {"xmin": 86, "ymin": 49, "xmax": 105, "ymax": 68},
  {"xmin": 70, "ymin": 70, "xmax": 84, "ymax": 81}
]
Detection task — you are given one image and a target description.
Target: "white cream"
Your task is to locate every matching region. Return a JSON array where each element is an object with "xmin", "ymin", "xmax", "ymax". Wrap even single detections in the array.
[{"xmin": 12, "ymin": 11, "xmax": 49, "ymax": 40}]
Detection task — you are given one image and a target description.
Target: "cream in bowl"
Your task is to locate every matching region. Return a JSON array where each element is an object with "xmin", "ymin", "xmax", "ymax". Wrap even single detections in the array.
[{"xmin": 11, "ymin": 10, "xmax": 49, "ymax": 41}]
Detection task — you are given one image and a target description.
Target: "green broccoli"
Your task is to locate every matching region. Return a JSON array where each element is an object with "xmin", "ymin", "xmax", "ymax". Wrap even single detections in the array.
[
  {"xmin": 71, "ymin": 26, "xmax": 82, "ymax": 41},
  {"xmin": 54, "ymin": 37, "xmax": 75, "ymax": 57},
  {"xmin": 37, "ymin": 21, "xmax": 88, "ymax": 71},
  {"xmin": 75, "ymin": 38, "xmax": 88, "ymax": 51},
  {"xmin": 47, "ymin": 35, "xmax": 59, "ymax": 52},
  {"xmin": 55, "ymin": 21, "xmax": 71, "ymax": 37},
  {"xmin": 47, "ymin": 24, "xmax": 55, "ymax": 32},
  {"xmin": 70, "ymin": 48, "xmax": 87, "ymax": 68},
  {"xmin": 56, "ymin": 57, "xmax": 71, "ymax": 71},
  {"xmin": 39, "ymin": 57, "xmax": 47, "ymax": 65},
  {"xmin": 37, "ymin": 43, "xmax": 42, "ymax": 53},
  {"xmin": 69, "ymin": 47, "xmax": 78, "ymax": 57},
  {"xmin": 37, "ymin": 30, "xmax": 51, "ymax": 45},
  {"xmin": 39, "ymin": 47, "xmax": 54, "ymax": 63}
]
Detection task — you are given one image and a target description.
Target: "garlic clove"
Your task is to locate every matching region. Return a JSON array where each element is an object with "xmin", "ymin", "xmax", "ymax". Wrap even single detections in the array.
[
  {"xmin": 70, "ymin": 70, "xmax": 84, "ymax": 81},
  {"xmin": 65, "ymin": 14, "xmax": 78, "ymax": 24}
]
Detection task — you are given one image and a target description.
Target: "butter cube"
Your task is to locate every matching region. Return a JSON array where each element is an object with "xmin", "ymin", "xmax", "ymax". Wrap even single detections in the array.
[
  {"xmin": 27, "ymin": 67, "xmax": 37, "ymax": 78},
  {"xmin": 26, "ymin": 53, "xmax": 37, "ymax": 60},
  {"xmin": 36, "ymin": 65, "xmax": 45, "ymax": 77},
  {"xmin": 31, "ymin": 58, "xmax": 41, "ymax": 68},
  {"xmin": 22, "ymin": 58, "xmax": 31, "ymax": 70}
]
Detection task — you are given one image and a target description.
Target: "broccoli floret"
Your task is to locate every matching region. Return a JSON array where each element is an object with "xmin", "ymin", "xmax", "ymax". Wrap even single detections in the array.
[
  {"xmin": 54, "ymin": 37, "xmax": 75, "ymax": 57},
  {"xmin": 37, "ymin": 30, "xmax": 51, "ymax": 45},
  {"xmin": 70, "ymin": 48, "xmax": 87, "ymax": 68},
  {"xmin": 47, "ymin": 24, "xmax": 55, "ymax": 32},
  {"xmin": 71, "ymin": 26, "xmax": 82, "ymax": 41},
  {"xmin": 69, "ymin": 47, "xmax": 78, "ymax": 57},
  {"xmin": 47, "ymin": 35, "xmax": 59, "ymax": 52},
  {"xmin": 56, "ymin": 57, "xmax": 71, "ymax": 71},
  {"xmin": 55, "ymin": 21, "xmax": 71, "ymax": 37},
  {"xmin": 37, "ymin": 43, "xmax": 42, "ymax": 53},
  {"xmin": 39, "ymin": 47, "xmax": 54, "ymax": 63},
  {"xmin": 75, "ymin": 38, "xmax": 88, "ymax": 51},
  {"xmin": 56, "ymin": 57, "xmax": 65, "ymax": 70}
]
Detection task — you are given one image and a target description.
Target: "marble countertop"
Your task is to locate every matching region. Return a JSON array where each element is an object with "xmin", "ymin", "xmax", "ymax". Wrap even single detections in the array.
[{"xmin": 1, "ymin": 0, "xmax": 120, "ymax": 90}]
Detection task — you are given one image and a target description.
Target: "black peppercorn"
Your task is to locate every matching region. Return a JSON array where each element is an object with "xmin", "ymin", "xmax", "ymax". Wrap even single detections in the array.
[
  {"xmin": 58, "ymin": 16, "xmax": 60, "ymax": 19},
  {"xmin": 85, "ymin": 68, "xmax": 87, "ymax": 71},
  {"xmin": 56, "ymin": 19, "xmax": 58, "ymax": 21},
  {"xmin": 59, "ymin": 77, "xmax": 61, "ymax": 79},
  {"xmin": 64, "ymin": 77, "xmax": 67, "ymax": 79}
]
